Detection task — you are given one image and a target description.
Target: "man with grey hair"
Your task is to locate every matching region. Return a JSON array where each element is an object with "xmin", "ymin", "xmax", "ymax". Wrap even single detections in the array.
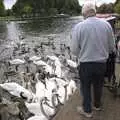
[{"xmin": 70, "ymin": 1, "xmax": 115, "ymax": 118}]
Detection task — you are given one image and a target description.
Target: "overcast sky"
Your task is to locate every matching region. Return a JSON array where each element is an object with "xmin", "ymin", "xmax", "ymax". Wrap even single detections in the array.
[
  {"xmin": 4, "ymin": 0, "xmax": 116, "ymax": 9},
  {"xmin": 4, "ymin": 0, "xmax": 16, "ymax": 9}
]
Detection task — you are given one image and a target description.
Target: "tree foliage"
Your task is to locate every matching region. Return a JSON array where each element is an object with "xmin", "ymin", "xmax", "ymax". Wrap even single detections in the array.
[
  {"xmin": 115, "ymin": 0, "xmax": 119, "ymax": 5},
  {"xmin": 97, "ymin": 3, "xmax": 114, "ymax": 13},
  {"xmin": 12, "ymin": 0, "xmax": 81, "ymax": 16},
  {"xmin": 0, "ymin": 0, "xmax": 5, "ymax": 16},
  {"xmin": 114, "ymin": 1, "xmax": 120, "ymax": 14}
]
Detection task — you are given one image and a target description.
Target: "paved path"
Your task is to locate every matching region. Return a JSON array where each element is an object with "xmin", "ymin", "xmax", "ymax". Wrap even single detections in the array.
[
  {"xmin": 53, "ymin": 63, "xmax": 120, "ymax": 120},
  {"xmin": 53, "ymin": 88, "xmax": 120, "ymax": 120}
]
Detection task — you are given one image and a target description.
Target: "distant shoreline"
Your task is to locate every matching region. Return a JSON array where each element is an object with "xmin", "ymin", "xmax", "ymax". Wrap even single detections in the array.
[{"xmin": 0, "ymin": 14, "xmax": 70, "ymax": 21}]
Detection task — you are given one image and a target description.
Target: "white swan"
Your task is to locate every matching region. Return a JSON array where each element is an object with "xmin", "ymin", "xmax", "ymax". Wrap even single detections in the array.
[
  {"xmin": 35, "ymin": 77, "xmax": 57, "ymax": 102},
  {"xmin": 42, "ymin": 78, "xmax": 58, "ymax": 105},
  {"xmin": 33, "ymin": 60, "xmax": 53, "ymax": 74},
  {"xmin": 29, "ymin": 56, "xmax": 41, "ymax": 61},
  {"xmin": 33, "ymin": 60, "xmax": 47, "ymax": 66},
  {"xmin": 9, "ymin": 59, "xmax": 25, "ymax": 65},
  {"xmin": 27, "ymin": 97, "xmax": 57, "ymax": 120},
  {"xmin": 40, "ymin": 97, "xmax": 56, "ymax": 119},
  {"xmin": 35, "ymin": 81, "xmax": 47, "ymax": 102},
  {"xmin": 46, "ymin": 55, "xmax": 59, "ymax": 61},
  {"xmin": 27, "ymin": 115, "xmax": 48, "ymax": 120},
  {"xmin": 25, "ymin": 102, "xmax": 43, "ymax": 116},
  {"xmin": 49, "ymin": 77, "xmax": 68, "ymax": 87},
  {"xmin": 9, "ymin": 59, "xmax": 25, "ymax": 71},
  {"xmin": 0, "ymin": 82, "xmax": 34, "ymax": 102},
  {"xmin": 54, "ymin": 60, "xmax": 62, "ymax": 77},
  {"xmin": 48, "ymin": 77, "xmax": 68, "ymax": 104},
  {"xmin": 56, "ymin": 85, "xmax": 68, "ymax": 104},
  {"xmin": 66, "ymin": 79, "xmax": 77, "ymax": 100},
  {"xmin": 66, "ymin": 59, "xmax": 77, "ymax": 68},
  {"xmin": 46, "ymin": 55, "xmax": 63, "ymax": 77}
]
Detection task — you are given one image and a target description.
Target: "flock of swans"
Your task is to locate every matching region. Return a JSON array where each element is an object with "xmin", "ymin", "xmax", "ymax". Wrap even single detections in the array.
[{"xmin": 0, "ymin": 38, "xmax": 79, "ymax": 120}]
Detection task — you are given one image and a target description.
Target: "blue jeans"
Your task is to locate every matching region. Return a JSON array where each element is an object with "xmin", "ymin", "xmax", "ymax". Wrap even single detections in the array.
[{"xmin": 78, "ymin": 62, "xmax": 106, "ymax": 113}]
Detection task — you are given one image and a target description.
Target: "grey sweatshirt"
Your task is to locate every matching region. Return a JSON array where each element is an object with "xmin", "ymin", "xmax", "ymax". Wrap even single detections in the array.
[{"xmin": 70, "ymin": 16, "xmax": 115, "ymax": 63}]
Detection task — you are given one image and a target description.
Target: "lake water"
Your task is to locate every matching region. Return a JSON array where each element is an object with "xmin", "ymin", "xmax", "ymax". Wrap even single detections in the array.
[{"xmin": 0, "ymin": 16, "xmax": 83, "ymax": 60}]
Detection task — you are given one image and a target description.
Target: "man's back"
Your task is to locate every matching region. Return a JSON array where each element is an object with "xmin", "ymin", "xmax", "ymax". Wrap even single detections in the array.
[
  {"xmin": 71, "ymin": 16, "xmax": 115, "ymax": 62},
  {"xmin": 73, "ymin": 2, "xmax": 115, "ymax": 117}
]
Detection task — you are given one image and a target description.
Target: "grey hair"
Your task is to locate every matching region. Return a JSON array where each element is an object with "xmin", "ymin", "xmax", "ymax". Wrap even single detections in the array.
[{"xmin": 82, "ymin": 1, "xmax": 96, "ymax": 18}]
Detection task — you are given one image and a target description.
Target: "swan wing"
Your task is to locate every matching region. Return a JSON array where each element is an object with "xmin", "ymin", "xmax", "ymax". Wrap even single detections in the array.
[
  {"xmin": 27, "ymin": 115, "xmax": 48, "ymax": 120},
  {"xmin": 29, "ymin": 56, "xmax": 41, "ymax": 61},
  {"xmin": 33, "ymin": 60, "xmax": 47, "ymax": 66},
  {"xmin": 25, "ymin": 103, "xmax": 42, "ymax": 116},
  {"xmin": 9, "ymin": 59, "xmax": 25, "ymax": 64},
  {"xmin": 67, "ymin": 59, "xmax": 77, "ymax": 68}
]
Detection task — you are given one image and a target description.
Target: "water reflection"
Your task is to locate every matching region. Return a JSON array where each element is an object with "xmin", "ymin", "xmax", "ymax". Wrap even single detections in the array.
[
  {"xmin": 6, "ymin": 22, "xmax": 20, "ymax": 41},
  {"xmin": 0, "ymin": 16, "xmax": 82, "ymax": 59},
  {"xmin": 0, "ymin": 21, "xmax": 7, "ymax": 44}
]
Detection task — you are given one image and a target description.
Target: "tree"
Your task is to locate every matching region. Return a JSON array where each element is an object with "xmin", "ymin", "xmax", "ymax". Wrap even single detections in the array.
[
  {"xmin": 6, "ymin": 9, "xmax": 12, "ymax": 16},
  {"xmin": 115, "ymin": 0, "xmax": 119, "ymax": 5},
  {"xmin": 97, "ymin": 3, "xmax": 114, "ymax": 13},
  {"xmin": 22, "ymin": 5, "xmax": 32, "ymax": 15},
  {"xmin": 12, "ymin": 0, "xmax": 81, "ymax": 16},
  {"xmin": 114, "ymin": 1, "xmax": 120, "ymax": 14},
  {"xmin": 0, "ymin": 0, "xmax": 5, "ymax": 16}
]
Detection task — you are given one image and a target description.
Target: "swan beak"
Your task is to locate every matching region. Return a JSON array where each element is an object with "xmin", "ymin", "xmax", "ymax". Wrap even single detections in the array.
[
  {"xmin": 44, "ymin": 97, "xmax": 49, "ymax": 102},
  {"xmin": 56, "ymin": 94, "xmax": 61, "ymax": 98}
]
